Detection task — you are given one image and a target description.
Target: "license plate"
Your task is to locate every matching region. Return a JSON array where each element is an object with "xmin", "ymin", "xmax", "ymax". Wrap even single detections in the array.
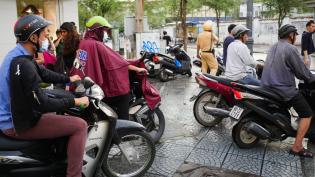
[
  {"xmin": 154, "ymin": 64, "xmax": 161, "ymax": 69},
  {"xmin": 229, "ymin": 106, "xmax": 244, "ymax": 120}
]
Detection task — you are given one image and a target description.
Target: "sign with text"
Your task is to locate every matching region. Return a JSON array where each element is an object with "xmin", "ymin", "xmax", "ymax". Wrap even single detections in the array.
[{"xmin": 136, "ymin": 32, "xmax": 161, "ymax": 58}]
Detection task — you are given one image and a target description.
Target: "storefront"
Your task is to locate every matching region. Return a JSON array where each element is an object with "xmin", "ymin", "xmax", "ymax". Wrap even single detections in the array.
[{"xmin": 0, "ymin": 0, "xmax": 79, "ymax": 63}]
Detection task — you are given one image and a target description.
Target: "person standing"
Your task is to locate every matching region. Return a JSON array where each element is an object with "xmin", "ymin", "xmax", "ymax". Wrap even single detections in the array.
[
  {"xmin": 301, "ymin": 20, "xmax": 315, "ymax": 69},
  {"xmin": 60, "ymin": 22, "xmax": 81, "ymax": 72},
  {"xmin": 196, "ymin": 21, "xmax": 218, "ymax": 75},
  {"xmin": 223, "ymin": 24, "xmax": 236, "ymax": 66},
  {"xmin": 162, "ymin": 31, "xmax": 172, "ymax": 46}
]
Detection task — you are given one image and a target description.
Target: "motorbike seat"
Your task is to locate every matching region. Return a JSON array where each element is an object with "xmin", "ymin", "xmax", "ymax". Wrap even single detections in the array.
[
  {"xmin": 240, "ymin": 85, "xmax": 283, "ymax": 102},
  {"xmin": 203, "ymin": 73, "xmax": 234, "ymax": 86},
  {"xmin": 0, "ymin": 132, "xmax": 35, "ymax": 150}
]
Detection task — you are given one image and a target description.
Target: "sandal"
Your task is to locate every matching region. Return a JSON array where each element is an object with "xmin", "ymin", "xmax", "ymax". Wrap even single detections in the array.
[{"xmin": 289, "ymin": 148, "xmax": 314, "ymax": 158}]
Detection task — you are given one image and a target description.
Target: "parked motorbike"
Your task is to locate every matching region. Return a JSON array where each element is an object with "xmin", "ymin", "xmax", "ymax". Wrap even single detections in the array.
[
  {"xmin": 0, "ymin": 77, "xmax": 155, "ymax": 177},
  {"xmin": 192, "ymin": 55, "xmax": 225, "ymax": 76},
  {"xmin": 190, "ymin": 73, "xmax": 235, "ymax": 127},
  {"xmin": 127, "ymin": 58, "xmax": 165, "ymax": 143},
  {"xmin": 229, "ymin": 81, "xmax": 315, "ymax": 149},
  {"xmin": 143, "ymin": 44, "xmax": 192, "ymax": 82}
]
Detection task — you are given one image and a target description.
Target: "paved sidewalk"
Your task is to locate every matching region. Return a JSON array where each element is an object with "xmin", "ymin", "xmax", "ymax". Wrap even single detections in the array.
[{"xmin": 143, "ymin": 69, "xmax": 311, "ymax": 177}]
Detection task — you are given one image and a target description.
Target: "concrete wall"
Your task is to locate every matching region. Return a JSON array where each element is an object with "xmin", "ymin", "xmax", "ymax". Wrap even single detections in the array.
[
  {"xmin": 0, "ymin": 0, "xmax": 18, "ymax": 64},
  {"xmin": 214, "ymin": 18, "xmax": 309, "ymax": 45},
  {"xmin": 58, "ymin": 0, "xmax": 79, "ymax": 31}
]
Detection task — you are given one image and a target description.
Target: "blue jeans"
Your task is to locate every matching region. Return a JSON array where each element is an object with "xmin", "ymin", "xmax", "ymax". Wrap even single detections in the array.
[{"xmin": 238, "ymin": 75, "xmax": 261, "ymax": 86}]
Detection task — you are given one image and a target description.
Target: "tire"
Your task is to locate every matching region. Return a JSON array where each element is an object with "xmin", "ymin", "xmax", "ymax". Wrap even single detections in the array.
[
  {"xmin": 187, "ymin": 70, "xmax": 192, "ymax": 77},
  {"xmin": 232, "ymin": 118, "xmax": 260, "ymax": 149},
  {"xmin": 193, "ymin": 91, "xmax": 228, "ymax": 127},
  {"xmin": 144, "ymin": 108, "xmax": 165, "ymax": 143},
  {"xmin": 102, "ymin": 130, "xmax": 155, "ymax": 177},
  {"xmin": 159, "ymin": 69, "xmax": 169, "ymax": 82}
]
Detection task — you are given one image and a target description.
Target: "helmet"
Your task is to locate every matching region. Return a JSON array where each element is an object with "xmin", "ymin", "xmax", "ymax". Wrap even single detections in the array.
[
  {"xmin": 14, "ymin": 15, "xmax": 51, "ymax": 42},
  {"xmin": 278, "ymin": 24, "xmax": 298, "ymax": 39},
  {"xmin": 231, "ymin": 25, "xmax": 250, "ymax": 38},
  {"xmin": 203, "ymin": 21, "xmax": 213, "ymax": 31},
  {"xmin": 86, "ymin": 16, "xmax": 112, "ymax": 31}
]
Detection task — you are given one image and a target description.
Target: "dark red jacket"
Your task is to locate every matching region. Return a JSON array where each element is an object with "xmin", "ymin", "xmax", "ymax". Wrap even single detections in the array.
[
  {"xmin": 71, "ymin": 36, "xmax": 130, "ymax": 97},
  {"xmin": 128, "ymin": 59, "xmax": 161, "ymax": 110}
]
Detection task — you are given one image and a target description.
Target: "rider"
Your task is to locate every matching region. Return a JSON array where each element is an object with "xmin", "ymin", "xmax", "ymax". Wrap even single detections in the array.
[
  {"xmin": 225, "ymin": 25, "xmax": 260, "ymax": 86},
  {"xmin": 0, "ymin": 15, "xmax": 88, "ymax": 177},
  {"xmin": 71, "ymin": 16, "xmax": 147, "ymax": 120},
  {"xmin": 261, "ymin": 24, "xmax": 315, "ymax": 158}
]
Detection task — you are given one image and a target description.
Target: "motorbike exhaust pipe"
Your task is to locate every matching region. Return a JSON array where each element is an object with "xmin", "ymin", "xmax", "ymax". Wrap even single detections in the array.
[
  {"xmin": 165, "ymin": 69, "xmax": 174, "ymax": 75},
  {"xmin": 203, "ymin": 106, "xmax": 230, "ymax": 118},
  {"xmin": 245, "ymin": 121, "xmax": 271, "ymax": 139}
]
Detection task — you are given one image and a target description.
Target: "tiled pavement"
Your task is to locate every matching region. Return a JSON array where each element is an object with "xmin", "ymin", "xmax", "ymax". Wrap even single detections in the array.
[{"xmin": 143, "ymin": 71, "xmax": 308, "ymax": 177}]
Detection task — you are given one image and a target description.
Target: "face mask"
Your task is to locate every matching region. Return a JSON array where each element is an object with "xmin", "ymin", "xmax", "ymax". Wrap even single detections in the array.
[
  {"xmin": 103, "ymin": 32, "xmax": 108, "ymax": 43},
  {"xmin": 41, "ymin": 38, "xmax": 49, "ymax": 51}
]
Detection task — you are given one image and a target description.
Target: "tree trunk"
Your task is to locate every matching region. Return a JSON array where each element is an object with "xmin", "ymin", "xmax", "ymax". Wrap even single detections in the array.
[
  {"xmin": 215, "ymin": 9, "xmax": 220, "ymax": 45},
  {"xmin": 180, "ymin": 0, "xmax": 188, "ymax": 51}
]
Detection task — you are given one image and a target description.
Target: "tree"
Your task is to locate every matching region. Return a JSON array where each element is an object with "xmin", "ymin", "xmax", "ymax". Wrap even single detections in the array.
[
  {"xmin": 78, "ymin": 0, "xmax": 128, "ymax": 30},
  {"xmin": 180, "ymin": 0, "xmax": 188, "ymax": 51},
  {"xmin": 202, "ymin": 0, "xmax": 237, "ymax": 40},
  {"xmin": 262, "ymin": 0, "xmax": 303, "ymax": 28}
]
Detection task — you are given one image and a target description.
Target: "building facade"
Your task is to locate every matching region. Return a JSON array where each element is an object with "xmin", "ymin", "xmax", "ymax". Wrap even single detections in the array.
[{"xmin": 0, "ymin": 0, "xmax": 79, "ymax": 64}]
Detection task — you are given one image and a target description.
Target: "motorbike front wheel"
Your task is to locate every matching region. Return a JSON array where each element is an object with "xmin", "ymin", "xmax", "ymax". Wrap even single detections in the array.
[
  {"xmin": 159, "ymin": 69, "xmax": 169, "ymax": 82},
  {"xmin": 193, "ymin": 91, "xmax": 228, "ymax": 127},
  {"xmin": 101, "ymin": 130, "xmax": 155, "ymax": 177}
]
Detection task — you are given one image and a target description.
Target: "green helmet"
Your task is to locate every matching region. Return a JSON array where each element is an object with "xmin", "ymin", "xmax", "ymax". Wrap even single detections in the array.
[{"xmin": 86, "ymin": 16, "xmax": 112, "ymax": 31}]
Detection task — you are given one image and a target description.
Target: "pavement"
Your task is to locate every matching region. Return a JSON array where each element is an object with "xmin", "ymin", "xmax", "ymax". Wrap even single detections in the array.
[{"xmin": 142, "ymin": 46, "xmax": 315, "ymax": 177}]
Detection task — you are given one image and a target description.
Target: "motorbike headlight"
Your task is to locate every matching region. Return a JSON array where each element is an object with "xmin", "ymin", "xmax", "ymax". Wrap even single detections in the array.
[{"xmin": 87, "ymin": 85, "xmax": 105, "ymax": 100}]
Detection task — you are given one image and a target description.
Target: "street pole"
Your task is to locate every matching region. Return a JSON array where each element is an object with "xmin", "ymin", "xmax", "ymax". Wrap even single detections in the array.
[{"xmin": 246, "ymin": 0, "xmax": 254, "ymax": 54}]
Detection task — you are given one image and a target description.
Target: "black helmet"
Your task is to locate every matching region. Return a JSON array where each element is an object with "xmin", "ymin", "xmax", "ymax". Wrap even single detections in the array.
[
  {"xmin": 278, "ymin": 24, "xmax": 298, "ymax": 39},
  {"xmin": 14, "ymin": 15, "xmax": 51, "ymax": 42}
]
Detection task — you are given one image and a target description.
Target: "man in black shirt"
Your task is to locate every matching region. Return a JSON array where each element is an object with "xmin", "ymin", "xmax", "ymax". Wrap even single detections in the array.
[
  {"xmin": 162, "ymin": 31, "xmax": 172, "ymax": 46},
  {"xmin": 301, "ymin": 20, "xmax": 315, "ymax": 68}
]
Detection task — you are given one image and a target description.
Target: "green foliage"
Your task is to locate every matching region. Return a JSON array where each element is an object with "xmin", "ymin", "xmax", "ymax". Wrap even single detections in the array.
[
  {"xmin": 78, "ymin": 0, "xmax": 131, "ymax": 31},
  {"xmin": 262, "ymin": 0, "xmax": 304, "ymax": 27}
]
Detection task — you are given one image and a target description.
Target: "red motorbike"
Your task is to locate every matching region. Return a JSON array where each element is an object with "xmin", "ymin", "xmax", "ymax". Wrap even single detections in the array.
[{"xmin": 190, "ymin": 73, "xmax": 236, "ymax": 127}]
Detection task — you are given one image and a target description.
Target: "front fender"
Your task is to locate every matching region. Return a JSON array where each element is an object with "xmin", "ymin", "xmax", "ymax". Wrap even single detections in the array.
[{"xmin": 115, "ymin": 120, "xmax": 146, "ymax": 136}]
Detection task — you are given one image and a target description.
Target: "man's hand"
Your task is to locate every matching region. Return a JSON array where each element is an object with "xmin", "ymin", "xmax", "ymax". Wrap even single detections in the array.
[
  {"xmin": 136, "ymin": 67, "xmax": 148, "ymax": 75},
  {"xmin": 304, "ymin": 59, "xmax": 310, "ymax": 66},
  {"xmin": 70, "ymin": 75, "xmax": 81, "ymax": 82},
  {"xmin": 74, "ymin": 96, "xmax": 89, "ymax": 108}
]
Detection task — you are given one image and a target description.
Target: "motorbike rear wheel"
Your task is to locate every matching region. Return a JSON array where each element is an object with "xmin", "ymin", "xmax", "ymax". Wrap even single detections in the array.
[
  {"xmin": 101, "ymin": 130, "xmax": 155, "ymax": 177},
  {"xmin": 232, "ymin": 117, "xmax": 260, "ymax": 149},
  {"xmin": 193, "ymin": 91, "xmax": 228, "ymax": 127}
]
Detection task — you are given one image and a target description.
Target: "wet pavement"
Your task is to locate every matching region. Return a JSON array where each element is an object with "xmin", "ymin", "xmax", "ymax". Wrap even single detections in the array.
[{"xmin": 143, "ymin": 57, "xmax": 315, "ymax": 177}]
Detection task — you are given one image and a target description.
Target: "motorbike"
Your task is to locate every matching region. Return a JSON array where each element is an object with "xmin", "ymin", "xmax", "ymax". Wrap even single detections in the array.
[
  {"xmin": 72, "ymin": 56, "xmax": 165, "ymax": 143},
  {"xmin": 190, "ymin": 73, "xmax": 236, "ymax": 127},
  {"xmin": 190, "ymin": 59, "xmax": 265, "ymax": 127},
  {"xmin": 229, "ymin": 81, "xmax": 315, "ymax": 149},
  {"xmin": 192, "ymin": 55, "xmax": 225, "ymax": 76},
  {"xmin": 127, "ymin": 58, "xmax": 165, "ymax": 143},
  {"xmin": 143, "ymin": 44, "xmax": 192, "ymax": 82},
  {"xmin": 0, "ymin": 77, "xmax": 155, "ymax": 177}
]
